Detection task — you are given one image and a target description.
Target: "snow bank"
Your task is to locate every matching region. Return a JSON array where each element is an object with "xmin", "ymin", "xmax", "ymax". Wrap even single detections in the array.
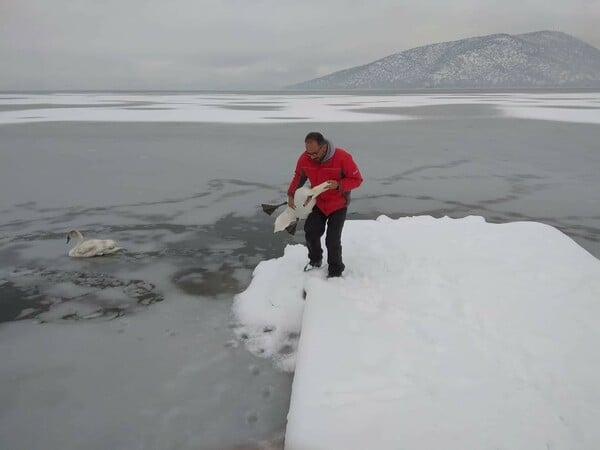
[{"xmin": 232, "ymin": 215, "xmax": 600, "ymax": 449}]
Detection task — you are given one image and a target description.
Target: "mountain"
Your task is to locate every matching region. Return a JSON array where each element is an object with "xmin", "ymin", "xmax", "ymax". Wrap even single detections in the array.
[{"xmin": 288, "ymin": 31, "xmax": 600, "ymax": 89}]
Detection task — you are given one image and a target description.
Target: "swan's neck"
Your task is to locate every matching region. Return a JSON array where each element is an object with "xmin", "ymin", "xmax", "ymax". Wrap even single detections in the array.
[
  {"xmin": 73, "ymin": 231, "xmax": 85, "ymax": 245},
  {"xmin": 308, "ymin": 181, "xmax": 331, "ymax": 198}
]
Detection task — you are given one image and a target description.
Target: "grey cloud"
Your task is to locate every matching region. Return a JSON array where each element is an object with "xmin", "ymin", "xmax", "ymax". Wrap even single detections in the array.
[{"xmin": 1, "ymin": 0, "xmax": 598, "ymax": 90}]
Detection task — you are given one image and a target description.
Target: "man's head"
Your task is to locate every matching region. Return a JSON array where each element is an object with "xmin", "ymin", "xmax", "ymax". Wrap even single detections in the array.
[{"xmin": 304, "ymin": 131, "xmax": 327, "ymax": 161}]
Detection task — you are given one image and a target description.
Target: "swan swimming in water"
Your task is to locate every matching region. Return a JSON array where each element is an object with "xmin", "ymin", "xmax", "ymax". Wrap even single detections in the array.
[
  {"xmin": 66, "ymin": 229, "xmax": 122, "ymax": 257},
  {"xmin": 262, "ymin": 182, "xmax": 331, "ymax": 234}
]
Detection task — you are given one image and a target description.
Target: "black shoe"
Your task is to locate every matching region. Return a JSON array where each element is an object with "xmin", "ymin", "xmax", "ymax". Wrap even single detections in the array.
[
  {"xmin": 327, "ymin": 263, "xmax": 345, "ymax": 278},
  {"xmin": 303, "ymin": 260, "xmax": 322, "ymax": 272}
]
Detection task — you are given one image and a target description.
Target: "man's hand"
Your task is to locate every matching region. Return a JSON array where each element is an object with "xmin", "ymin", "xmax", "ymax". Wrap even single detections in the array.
[
  {"xmin": 326, "ymin": 180, "xmax": 339, "ymax": 190},
  {"xmin": 288, "ymin": 195, "xmax": 295, "ymax": 209}
]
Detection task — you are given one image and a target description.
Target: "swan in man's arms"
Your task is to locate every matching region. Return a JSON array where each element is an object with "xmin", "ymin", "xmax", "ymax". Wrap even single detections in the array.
[
  {"xmin": 264, "ymin": 181, "xmax": 331, "ymax": 234},
  {"xmin": 66, "ymin": 229, "xmax": 122, "ymax": 257}
]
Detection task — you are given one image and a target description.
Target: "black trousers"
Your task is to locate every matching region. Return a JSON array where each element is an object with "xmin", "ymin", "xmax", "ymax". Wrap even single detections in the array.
[{"xmin": 304, "ymin": 207, "xmax": 347, "ymax": 276}]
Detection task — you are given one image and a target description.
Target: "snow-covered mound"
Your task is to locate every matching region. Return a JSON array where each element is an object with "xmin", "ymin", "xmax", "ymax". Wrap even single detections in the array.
[
  {"xmin": 232, "ymin": 215, "xmax": 600, "ymax": 450},
  {"xmin": 290, "ymin": 31, "xmax": 600, "ymax": 89}
]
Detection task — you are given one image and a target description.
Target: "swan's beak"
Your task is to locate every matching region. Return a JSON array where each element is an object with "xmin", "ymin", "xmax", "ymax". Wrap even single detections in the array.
[{"xmin": 66, "ymin": 235, "xmax": 71, "ymax": 244}]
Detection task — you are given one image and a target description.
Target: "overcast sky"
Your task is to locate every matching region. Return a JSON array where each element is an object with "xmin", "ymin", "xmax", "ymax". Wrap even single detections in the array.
[{"xmin": 1, "ymin": 0, "xmax": 599, "ymax": 90}]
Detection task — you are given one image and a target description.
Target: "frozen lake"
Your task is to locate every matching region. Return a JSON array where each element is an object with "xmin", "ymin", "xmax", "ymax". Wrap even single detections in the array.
[{"xmin": 0, "ymin": 91, "xmax": 599, "ymax": 449}]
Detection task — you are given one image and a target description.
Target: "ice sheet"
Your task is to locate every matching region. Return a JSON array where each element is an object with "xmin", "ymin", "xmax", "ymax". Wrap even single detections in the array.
[{"xmin": 1, "ymin": 92, "xmax": 599, "ymax": 124}]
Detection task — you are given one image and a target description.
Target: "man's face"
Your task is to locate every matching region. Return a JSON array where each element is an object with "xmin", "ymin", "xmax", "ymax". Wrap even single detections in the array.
[{"xmin": 305, "ymin": 140, "xmax": 326, "ymax": 161}]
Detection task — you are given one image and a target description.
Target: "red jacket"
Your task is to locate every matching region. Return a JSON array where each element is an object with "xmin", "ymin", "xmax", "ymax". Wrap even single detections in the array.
[{"xmin": 287, "ymin": 147, "xmax": 363, "ymax": 216}]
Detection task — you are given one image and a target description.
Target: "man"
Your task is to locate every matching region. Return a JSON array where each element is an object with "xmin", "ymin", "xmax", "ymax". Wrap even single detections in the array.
[{"xmin": 287, "ymin": 132, "xmax": 363, "ymax": 278}]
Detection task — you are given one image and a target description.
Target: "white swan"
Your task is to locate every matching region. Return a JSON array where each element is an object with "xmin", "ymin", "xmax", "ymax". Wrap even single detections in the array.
[
  {"xmin": 66, "ymin": 229, "xmax": 122, "ymax": 257},
  {"xmin": 274, "ymin": 181, "xmax": 331, "ymax": 234}
]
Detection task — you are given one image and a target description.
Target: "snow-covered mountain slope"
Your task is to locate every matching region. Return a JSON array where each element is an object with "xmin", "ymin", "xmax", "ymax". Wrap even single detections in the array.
[{"xmin": 289, "ymin": 31, "xmax": 600, "ymax": 89}]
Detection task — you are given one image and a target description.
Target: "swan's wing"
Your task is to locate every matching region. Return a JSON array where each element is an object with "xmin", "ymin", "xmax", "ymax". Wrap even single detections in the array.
[
  {"xmin": 73, "ymin": 239, "xmax": 121, "ymax": 257},
  {"xmin": 103, "ymin": 239, "xmax": 119, "ymax": 249},
  {"xmin": 293, "ymin": 186, "xmax": 310, "ymax": 206},
  {"xmin": 294, "ymin": 198, "xmax": 316, "ymax": 219},
  {"xmin": 293, "ymin": 186, "xmax": 316, "ymax": 219},
  {"xmin": 96, "ymin": 240, "xmax": 121, "ymax": 255},
  {"xmin": 274, "ymin": 207, "xmax": 297, "ymax": 233},
  {"xmin": 103, "ymin": 247, "xmax": 122, "ymax": 255}
]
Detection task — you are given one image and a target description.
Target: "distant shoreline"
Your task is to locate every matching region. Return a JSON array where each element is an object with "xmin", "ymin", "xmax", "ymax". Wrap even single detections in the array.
[{"xmin": 2, "ymin": 87, "xmax": 600, "ymax": 96}]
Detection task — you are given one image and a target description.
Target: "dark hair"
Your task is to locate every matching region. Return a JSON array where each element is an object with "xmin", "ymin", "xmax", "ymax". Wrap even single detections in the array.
[{"xmin": 304, "ymin": 132, "xmax": 325, "ymax": 146}]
